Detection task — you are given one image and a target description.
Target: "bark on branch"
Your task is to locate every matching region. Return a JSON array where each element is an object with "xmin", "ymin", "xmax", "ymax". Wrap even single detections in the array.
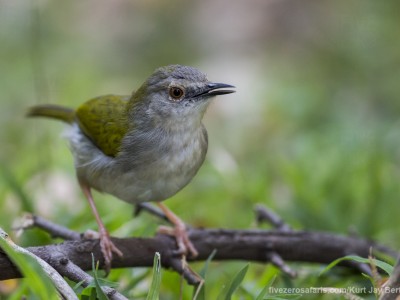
[
  {"xmin": 0, "ymin": 227, "xmax": 396, "ymax": 284},
  {"xmin": 1, "ymin": 204, "xmax": 397, "ymax": 300}
]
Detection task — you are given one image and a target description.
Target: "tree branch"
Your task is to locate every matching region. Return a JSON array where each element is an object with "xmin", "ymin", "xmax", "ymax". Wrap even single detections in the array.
[
  {"xmin": 0, "ymin": 227, "xmax": 396, "ymax": 283},
  {"xmin": 14, "ymin": 214, "xmax": 81, "ymax": 240},
  {"xmin": 1, "ymin": 203, "xmax": 397, "ymax": 300},
  {"xmin": 254, "ymin": 204, "xmax": 292, "ymax": 231}
]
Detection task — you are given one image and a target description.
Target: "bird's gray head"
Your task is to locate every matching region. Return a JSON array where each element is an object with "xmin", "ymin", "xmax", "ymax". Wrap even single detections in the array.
[{"xmin": 129, "ymin": 65, "xmax": 235, "ymax": 128}]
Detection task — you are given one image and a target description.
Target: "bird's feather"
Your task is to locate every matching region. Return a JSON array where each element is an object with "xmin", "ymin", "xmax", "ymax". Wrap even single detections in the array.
[
  {"xmin": 27, "ymin": 104, "xmax": 75, "ymax": 123},
  {"xmin": 75, "ymin": 95, "xmax": 130, "ymax": 157}
]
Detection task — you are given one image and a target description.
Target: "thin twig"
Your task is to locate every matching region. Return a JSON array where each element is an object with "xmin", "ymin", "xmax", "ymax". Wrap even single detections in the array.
[
  {"xmin": 134, "ymin": 203, "xmax": 169, "ymax": 223},
  {"xmin": 166, "ymin": 256, "xmax": 202, "ymax": 286},
  {"xmin": 266, "ymin": 252, "xmax": 297, "ymax": 278},
  {"xmin": 254, "ymin": 204, "xmax": 291, "ymax": 231},
  {"xmin": 14, "ymin": 214, "xmax": 81, "ymax": 240}
]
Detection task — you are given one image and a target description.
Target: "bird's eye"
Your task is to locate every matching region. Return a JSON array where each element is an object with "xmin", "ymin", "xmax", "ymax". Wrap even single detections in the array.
[{"xmin": 169, "ymin": 86, "xmax": 185, "ymax": 101}]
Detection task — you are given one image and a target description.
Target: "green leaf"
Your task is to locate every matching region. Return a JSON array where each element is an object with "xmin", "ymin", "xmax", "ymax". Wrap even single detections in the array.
[
  {"xmin": 89, "ymin": 288, "xmax": 97, "ymax": 300},
  {"xmin": 255, "ymin": 286, "xmax": 268, "ymax": 299},
  {"xmin": 256, "ymin": 276, "xmax": 276, "ymax": 300},
  {"xmin": 195, "ymin": 249, "xmax": 217, "ymax": 300},
  {"xmin": 146, "ymin": 252, "xmax": 162, "ymax": 300},
  {"xmin": 73, "ymin": 280, "xmax": 86, "ymax": 291},
  {"xmin": 218, "ymin": 263, "xmax": 249, "ymax": 300},
  {"xmin": 0, "ymin": 232, "xmax": 59, "ymax": 299},
  {"xmin": 199, "ymin": 249, "xmax": 217, "ymax": 278},
  {"xmin": 372, "ymin": 249, "xmax": 396, "ymax": 267},
  {"xmin": 91, "ymin": 254, "xmax": 109, "ymax": 300},
  {"xmin": 320, "ymin": 255, "xmax": 393, "ymax": 276}
]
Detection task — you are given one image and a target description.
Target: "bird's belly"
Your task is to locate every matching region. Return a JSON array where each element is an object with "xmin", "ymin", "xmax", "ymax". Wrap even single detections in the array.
[
  {"xmin": 108, "ymin": 168, "xmax": 192, "ymax": 203},
  {"xmin": 68, "ymin": 123, "xmax": 207, "ymax": 204},
  {"xmin": 99, "ymin": 151, "xmax": 204, "ymax": 204}
]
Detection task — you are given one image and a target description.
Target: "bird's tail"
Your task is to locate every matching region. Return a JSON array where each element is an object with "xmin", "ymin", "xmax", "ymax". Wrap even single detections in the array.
[{"xmin": 27, "ymin": 104, "xmax": 75, "ymax": 124}]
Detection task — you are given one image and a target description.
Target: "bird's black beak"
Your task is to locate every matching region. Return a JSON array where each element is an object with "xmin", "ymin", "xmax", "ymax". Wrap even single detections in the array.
[
  {"xmin": 195, "ymin": 83, "xmax": 236, "ymax": 97},
  {"xmin": 205, "ymin": 83, "xmax": 236, "ymax": 96}
]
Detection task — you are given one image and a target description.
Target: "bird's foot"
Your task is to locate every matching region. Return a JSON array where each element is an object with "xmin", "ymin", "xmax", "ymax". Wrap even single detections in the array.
[
  {"xmin": 97, "ymin": 228, "xmax": 123, "ymax": 273},
  {"xmin": 158, "ymin": 223, "xmax": 198, "ymax": 258}
]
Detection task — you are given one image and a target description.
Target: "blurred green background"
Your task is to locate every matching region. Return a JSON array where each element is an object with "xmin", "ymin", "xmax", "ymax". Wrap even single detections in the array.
[{"xmin": 1, "ymin": 0, "xmax": 400, "ymax": 299}]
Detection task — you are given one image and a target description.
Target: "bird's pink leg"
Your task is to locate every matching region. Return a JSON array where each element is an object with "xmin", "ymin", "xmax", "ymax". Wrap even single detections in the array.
[{"xmin": 80, "ymin": 182, "xmax": 123, "ymax": 272}]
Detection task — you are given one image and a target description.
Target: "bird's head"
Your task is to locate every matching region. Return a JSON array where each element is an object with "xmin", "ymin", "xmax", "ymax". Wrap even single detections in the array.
[{"xmin": 128, "ymin": 65, "xmax": 235, "ymax": 128}]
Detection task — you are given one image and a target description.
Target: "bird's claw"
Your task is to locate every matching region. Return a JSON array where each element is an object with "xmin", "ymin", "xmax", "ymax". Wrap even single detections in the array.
[
  {"xmin": 158, "ymin": 224, "xmax": 198, "ymax": 258},
  {"xmin": 98, "ymin": 228, "xmax": 123, "ymax": 273}
]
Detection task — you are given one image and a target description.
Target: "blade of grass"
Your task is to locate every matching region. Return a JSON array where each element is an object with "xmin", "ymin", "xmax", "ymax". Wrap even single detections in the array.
[
  {"xmin": 0, "ymin": 229, "xmax": 62, "ymax": 299},
  {"xmin": 146, "ymin": 252, "xmax": 162, "ymax": 300},
  {"xmin": 256, "ymin": 275, "xmax": 276, "ymax": 300},
  {"xmin": 199, "ymin": 249, "xmax": 217, "ymax": 278},
  {"xmin": 196, "ymin": 249, "xmax": 217, "ymax": 300},
  {"xmin": 320, "ymin": 255, "xmax": 393, "ymax": 276},
  {"xmin": 91, "ymin": 254, "xmax": 109, "ymax": 300},
  {"xmin": 218, "ymin": 263, "xmax": 249, "ymax": 300}
]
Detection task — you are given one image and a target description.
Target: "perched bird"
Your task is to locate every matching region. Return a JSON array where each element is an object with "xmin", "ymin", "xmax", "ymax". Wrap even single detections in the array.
[{"xmin": 28, "ymin": 65, "xmax": 235, "ymax": 270}]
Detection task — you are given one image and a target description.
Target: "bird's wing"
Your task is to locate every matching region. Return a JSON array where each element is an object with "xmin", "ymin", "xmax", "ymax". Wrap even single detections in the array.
[{"xmin": 75, "ymin": 95, "xmax": 130, "ymax": 157}]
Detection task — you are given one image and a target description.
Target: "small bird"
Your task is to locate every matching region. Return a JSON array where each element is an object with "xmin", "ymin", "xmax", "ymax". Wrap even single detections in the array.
[{"xmin": 28, "ymin": 65, "xmax": 235, "ymax": 270}]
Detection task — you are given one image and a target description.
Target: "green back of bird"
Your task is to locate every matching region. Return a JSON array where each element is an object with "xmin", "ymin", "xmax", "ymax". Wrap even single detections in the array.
[
  {"xmin": 76, "ymin": 95, "xmax": 130, "ymax": 157},
  {"xmin": 28, "ymin": 95, "xmax": 130, "ymax": 157}
]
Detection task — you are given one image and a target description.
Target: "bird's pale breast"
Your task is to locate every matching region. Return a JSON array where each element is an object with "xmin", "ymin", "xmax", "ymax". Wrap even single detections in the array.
[{"xmin": 66, "ymin": 123, "xmax": 208, "ymax": 204}]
